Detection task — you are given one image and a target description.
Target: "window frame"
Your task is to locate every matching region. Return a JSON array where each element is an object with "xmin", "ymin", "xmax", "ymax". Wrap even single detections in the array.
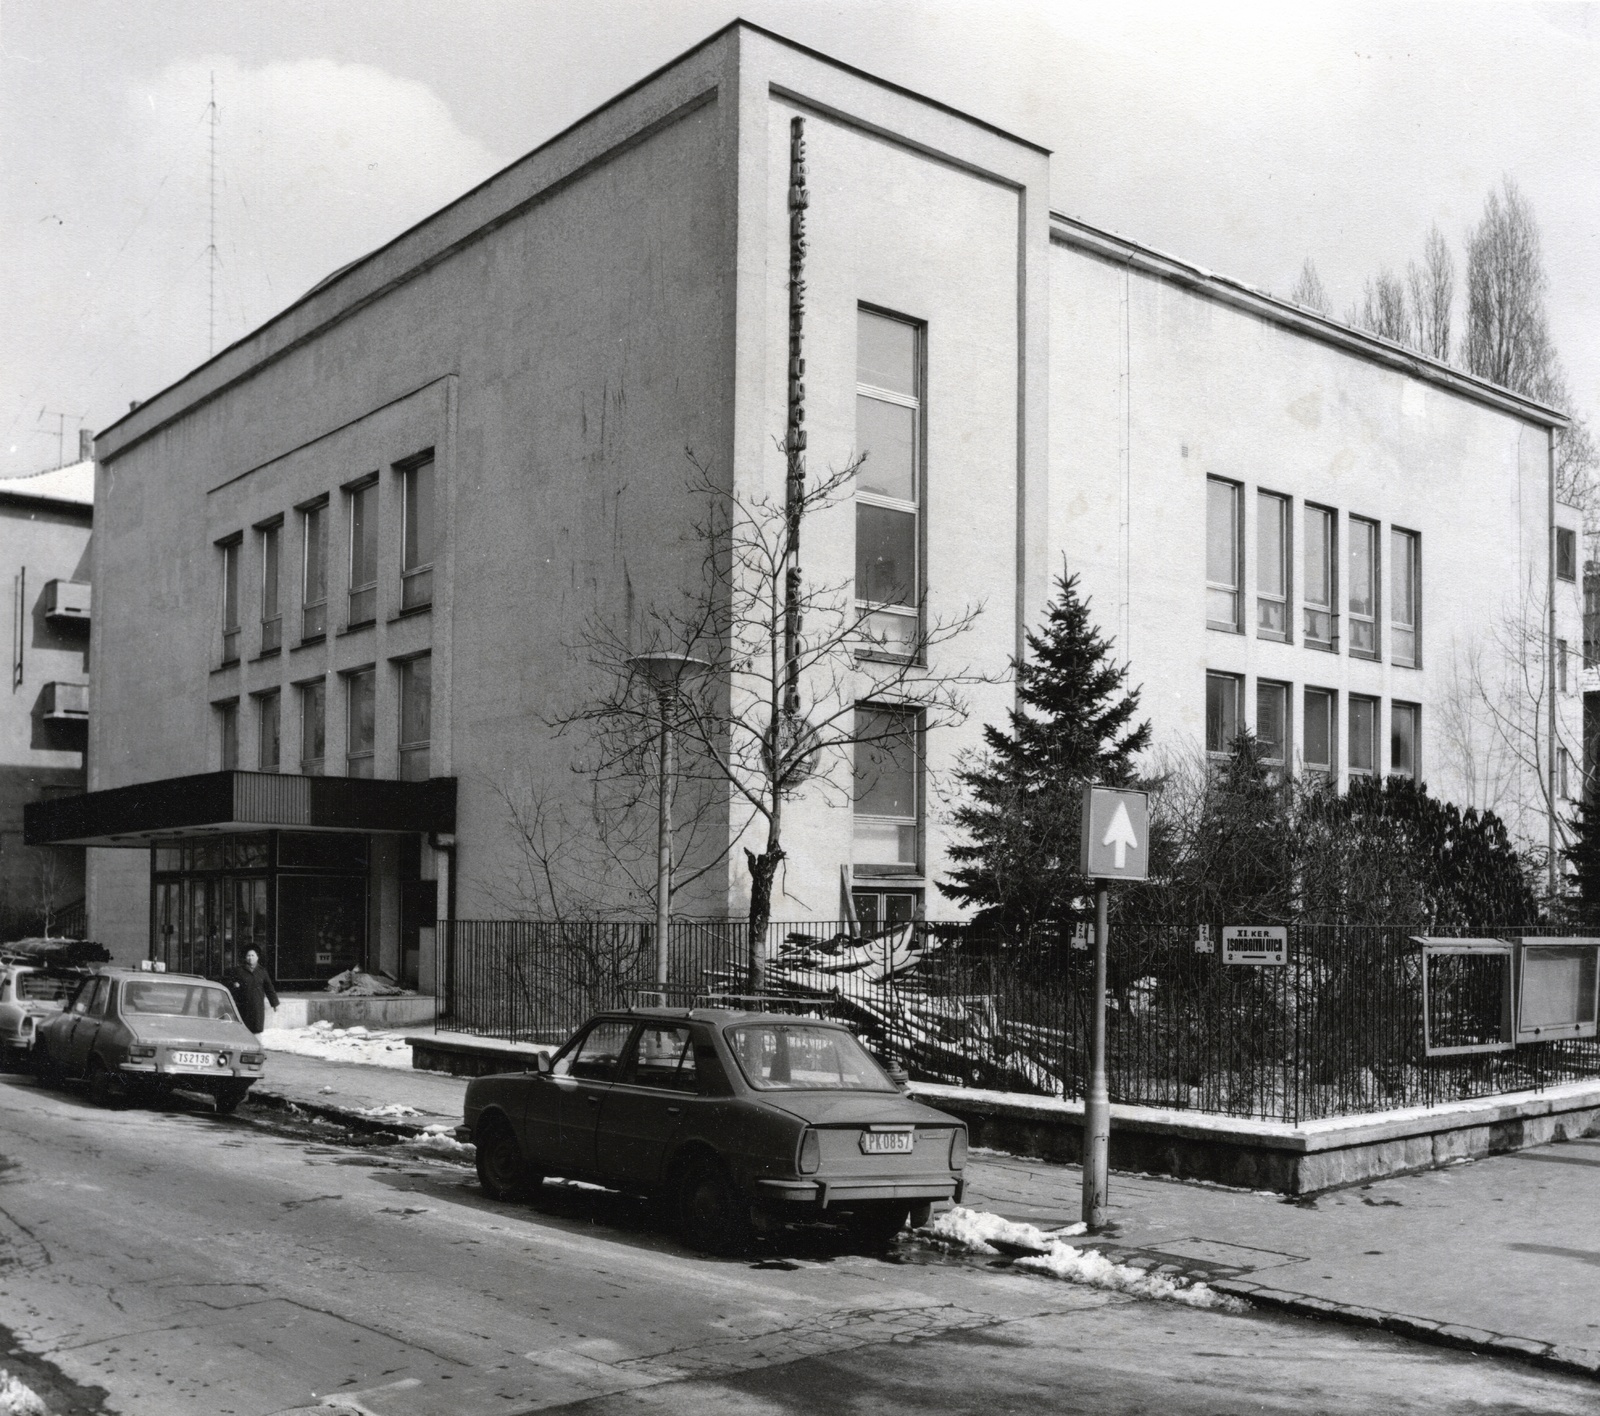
[
  {"xmin": 852, "ymin": 702, "xmax": 922, "ymax": 877},
  {"xmin": 1390, "ymin": 526, "xmax": 1421, "ymax": 669},
  {"xmin": 1255, "ymin": 679, "xmax": 1290, "ymax": 768},
  {"xmin": 1206, "ymin": 476, "xmax": 1244, "ymax": 634},
  {"xmin": 854, "ymin": 306, "xmax": 924, "ymax": 662},
  {"xmin": 299, "ymin": 496, "xmax": 329, "ymax": 643},
  {"xmin": 256, "ymin": 689, "xmax": 281, "ymax": 774},
  {"xmin": 1303, "ymin": 686, "xmax": 1337, "ymax": 779},
  {"xmin": 399, "ymin": 453, "xmax": 435, "ymax": 613},
  {"xmin": 1347, "ymin": 514, "xmax": 1380, "ymax": 661},
  {"xmin": 1204, "ymin": 671, "xmax": 1244, "ymax": 758},
  {"xmin": 218, "ymin": 534, "xmax": 242, "ymax": 665},
  {"xmin": 1256, "ymin": 490, "xmax": 1291, "ymax": 643},
  {"xmin": 345, "ymin": 666, "xmax": 376, "ymax": 778},
  {"xmin": 258, "ymin": 517, "xmax": 283, "ymax": 655},
  {"xmin": 1348, "ymin": 694, "xmax": 1379, "ymax": 779},
  {"xmin": 346, "ymin": 475, "xmax": 379, "ymax": 628},
  {"xmin": 1557, "ymin": 526, "xmax": 1578, "ymax": 583},
  {"xmin": 1391, "ymin": 701, "xmax": 1420, "ymax": 781},
  {"xmin": 216, "ymin": 699, "xmax": 239, "ymax": 772},
  {"xmin": 299, "ymin": 677, "xmax": 327, "ymax": 777},
  {"xmin": 396, "ymin": 653, "xmax": 432, "ymax": 783},
  {"xmin": 1303, "ymin": 503, "xmax": 1338, "ymax": 652}
]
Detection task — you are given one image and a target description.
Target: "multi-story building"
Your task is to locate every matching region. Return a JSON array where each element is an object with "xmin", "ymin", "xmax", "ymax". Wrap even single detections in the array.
[{"xmin": 29, "ymin": 23, "xmax": 1575, "ymax": 983}]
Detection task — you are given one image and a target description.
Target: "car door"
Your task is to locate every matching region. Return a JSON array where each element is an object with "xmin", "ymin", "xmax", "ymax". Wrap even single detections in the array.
[
  {"xmin": 61, "ymin": 977, "xmax": 111, "ymax": 1076},
  {"xmin": 545, "ymin": 1020, "xmax": 634, "ymax": 1179},
  {"xmin": 595, "ymin": 1024, "xmax": 702, "ymax": 1189}
]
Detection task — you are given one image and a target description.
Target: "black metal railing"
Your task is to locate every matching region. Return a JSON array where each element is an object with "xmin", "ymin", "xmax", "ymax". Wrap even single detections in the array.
[{"xmin": 441, "ymin": 918, "xmax": 1600, "ymax": 1123}]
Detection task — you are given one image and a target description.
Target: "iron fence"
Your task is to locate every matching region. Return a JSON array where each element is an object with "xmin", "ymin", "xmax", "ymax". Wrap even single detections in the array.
[{"xmin": 441, "ymin": 918, "xmax": 1600, "ymax": 1123}]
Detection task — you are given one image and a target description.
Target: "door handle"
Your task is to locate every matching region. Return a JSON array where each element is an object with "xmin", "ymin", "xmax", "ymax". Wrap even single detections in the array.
[
  {"xmin": 667, "ymin": 1106, "xmax": 682, "ymax": 1115},
  {"xmin": 586, "ymin": 1094, "xmax": 601, "ymax": 1105}
]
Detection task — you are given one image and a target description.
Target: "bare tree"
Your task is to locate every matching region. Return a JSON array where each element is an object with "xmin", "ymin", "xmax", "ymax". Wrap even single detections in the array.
[
  {"xmin": 1406, "ymin": 224, "xmax": 1454, "ymax": 360},
  {"xmin": 1289, "ymin": 258, "xmax": 1331, "ymax": 316},
  {"xmin": 1349, "ymin": 270, "xmax": 1412, "ymax": 346}
]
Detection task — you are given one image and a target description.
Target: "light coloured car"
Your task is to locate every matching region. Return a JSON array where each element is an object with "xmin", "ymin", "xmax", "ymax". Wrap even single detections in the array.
[
  {"xmin": 461, "ymin": 1006, "xmax": 967, "ymax": 1252},
  {"xmin": 34, "ymin": 967, "xmax": 266, "ymax": 1112},
  {"xmin": 0, "ymin": 962, "xmax": 86, "ymax": 1068}
]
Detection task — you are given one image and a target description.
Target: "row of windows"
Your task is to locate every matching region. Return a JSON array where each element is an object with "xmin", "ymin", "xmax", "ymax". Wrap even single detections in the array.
[
  {"xmin": 1207, "ymin": 479, "xmax": 1421, "ymax": 666},
  {"xmin": 1205, "ymin": 671, "xmax": 1419, "ymax": 781},
  {"xmin": 217, "ymin": 652, "xmax": 431, "ymax": 782},
  {"xmin": 220, "ymin": 453, "xmax": 434, "ymax": 665}
]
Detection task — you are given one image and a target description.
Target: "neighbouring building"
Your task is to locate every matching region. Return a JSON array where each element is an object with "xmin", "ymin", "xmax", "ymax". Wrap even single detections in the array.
[{"xmin": 29, "ymin": 23, "xmax": 1578, "ymax": 986}]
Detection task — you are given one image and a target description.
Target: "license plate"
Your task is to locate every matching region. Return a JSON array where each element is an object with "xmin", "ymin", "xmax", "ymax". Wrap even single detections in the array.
[
  {"xmin": 860, "ymin": 1130, "xmax": 913, "ymax": 1155},
  {"xmin": 170, "ymin": 1051, "xmax": 214, "ymax": 1067}
]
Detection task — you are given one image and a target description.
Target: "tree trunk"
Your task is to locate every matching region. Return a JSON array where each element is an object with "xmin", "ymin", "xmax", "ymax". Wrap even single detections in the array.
[{"xmin": 744, "ymin": 843, "xmax": 784, "ymax": 992}]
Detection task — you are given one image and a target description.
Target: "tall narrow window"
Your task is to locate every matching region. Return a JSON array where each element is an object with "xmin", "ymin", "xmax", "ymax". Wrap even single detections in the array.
[
  {"xmin": 218, "ymin": 701, "xmax": 239, "ymax": 772},
  {"xmin": 346, "ymin": 669, "xmax": 375, "ymax": 778},
  {"xmin": 400, "ymin": 456, "xmax": 435, "ymax": 611},
  {"xmin": 348, "ymin": 479, "xmax": 378, "ymax": 626},
  {"xmin": 853, "ymin": 706, "xmax": 920, "ymax": 873},
  {"xmin": 855, "ymin": 309, "xmax": 920, "ymax": 658},
  {"xmin": 1206, "ymin": 478, "xmax": 1242, "ymax": 632},
  {"xmin": 1304, "ymin": 505, "xmax": 1336, "ymax": 650},
  {"xmin": 1391, "ymin": 527, "xmax": 1420, "ymax": 668},
  {"xmin": 1256, "ymin": 680, "xmax": 1289, "ymax": 766},
  {"xmin": 1349, "ymin": 696, "xmax": 1378, "ymax": 778},
  {"xmin": 1348, "ymin": 515, "xmax": 1379, "ymax": 658},
  {"xmin": 1557, "ymin": 526, "xmax": 1578, "ymax": 582},
  {"xmin": 1559, "ymin": 638, "xmax": 1570, "ymax": 694},
  {"xmin": 220, "ymin": 538, "xmax": 241, "ymax": 664},
  {"xmin": 300, "ymin": 679, "xmax": 326, "ymax": 776},
  {"xmin": 398, "ymin": 654, "xmax": 432, "ymax": 782},
  {"xmin": 1391, "ymin": 702, "xmax": 1420, "ymax": 781},
  {"xmin": 259, "ymin": 522, "xmax": 282, "ymax": 654},
  {"xmin": 257, "ymin": 691, "xmax": 281, "ymax": 774},
  {"xmin": 1304, "ymin": 688, "xmax": 1335, "ymax": 778},
  {"xmin": 1205, "ymin": 672, "xmax": 1242, "ymax": 756},
  {"xmin": 302, "ymin": 500, "xmax": 328, "ymax": 640},
  {"xmin": 1257, "ymin": 491, "xmax": 1290, "ymax": 641},
  {"xmin": 1559, "ymin": 746, "xmax": 1573, "ymax": 800}
]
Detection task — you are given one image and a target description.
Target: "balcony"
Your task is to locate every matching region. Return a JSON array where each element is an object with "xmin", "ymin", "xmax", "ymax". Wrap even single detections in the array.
[
  {"xmin": 43, "ymin": 579, "xmax": 90, "ymax": 625},
  {"xmin": 41, "ymin": 681, "xmax": 88, "ymax": 721}
]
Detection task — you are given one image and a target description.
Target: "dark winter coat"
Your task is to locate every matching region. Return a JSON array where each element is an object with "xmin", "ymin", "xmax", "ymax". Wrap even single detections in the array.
[{"xmin": 223, "ymin": 962, "xmax": 280, "ymax": 1033}]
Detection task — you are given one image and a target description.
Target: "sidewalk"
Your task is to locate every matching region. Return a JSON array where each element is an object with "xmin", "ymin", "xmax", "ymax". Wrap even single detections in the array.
[{"xmin": 251, "ymin": 1034, "xmax": 1600, "ymax": 1381}]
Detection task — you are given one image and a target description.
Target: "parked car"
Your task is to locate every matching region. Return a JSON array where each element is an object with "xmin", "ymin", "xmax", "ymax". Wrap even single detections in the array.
[
  {"xmin": 459, "ymin": 1006, "xmax": 967, "ymax": 1252},
  {"xmin": 0, "ymin": 961, "xmax": 87, "ymax": 1068},
  {"xmin": 33, "ymin": 966, "xmax": 266, "ymax": 1112}
]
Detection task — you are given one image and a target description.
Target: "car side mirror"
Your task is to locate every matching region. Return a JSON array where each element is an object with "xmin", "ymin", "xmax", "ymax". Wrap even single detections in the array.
[
  {"xmin": 886, "ymin": 1063, "xmax": 910, "ymax": 1091},
  {"xmin": 533, "ymin": 1052, "xmax": 552, "ymax": 1075}
]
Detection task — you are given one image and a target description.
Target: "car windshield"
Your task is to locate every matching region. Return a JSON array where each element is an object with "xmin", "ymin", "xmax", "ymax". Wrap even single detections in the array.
[
  {"xmin": 725, "ymin": 1024, "xmax": 895, "ymax": 1092},
  {"xmin": 121, "ymin": 980, "xmax": 241, "ymax": 1022},
  {"xmin": 15, "ymin": 972, "xmax": 76, "ymax": 1003}
]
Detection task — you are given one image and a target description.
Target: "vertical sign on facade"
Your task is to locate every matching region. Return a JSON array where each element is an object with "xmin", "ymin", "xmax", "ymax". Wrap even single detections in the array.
[{"xmin": 782, "ymin": 115, "xmax": 808, "ymax": 720}]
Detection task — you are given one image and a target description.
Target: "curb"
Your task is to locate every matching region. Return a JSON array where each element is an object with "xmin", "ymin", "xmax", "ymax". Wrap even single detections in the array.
[
  {"xmin": 1219, "ymin": 1280, "xmax": 1600, "ymax": 1383},
  {"xmin": 248, "ymin": 1086, "xmax": 457, "ymax": 1144}
]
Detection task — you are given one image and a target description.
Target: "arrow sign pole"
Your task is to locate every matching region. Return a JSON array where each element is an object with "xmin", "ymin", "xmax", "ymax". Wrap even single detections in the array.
[{"xmin": 1082, "ymin": 881, "xmax": 1111, "ymax": 1229}]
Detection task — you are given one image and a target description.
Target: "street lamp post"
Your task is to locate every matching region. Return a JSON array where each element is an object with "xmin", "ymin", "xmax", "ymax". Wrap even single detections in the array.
[{"xmin": 628, "ymin": 653, "xmax": 708, "ymax": 995}]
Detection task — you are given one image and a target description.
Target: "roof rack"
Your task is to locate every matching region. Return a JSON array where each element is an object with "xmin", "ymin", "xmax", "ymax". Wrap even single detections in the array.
[{"xmin": 691, "ymin": 992, "xmax": 836, "ymax": 1017}]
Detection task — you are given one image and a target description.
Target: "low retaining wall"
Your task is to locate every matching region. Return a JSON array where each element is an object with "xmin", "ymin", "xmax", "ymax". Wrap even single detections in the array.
[
  {"xmin": 407, "ymin": 1032, "xmax": 551, "ymax": 1077},
  {"xmin": 912, "ymin": 1081, "xmax": 1600, "ymax": 1194},
  {"xmin": 268, "ymin": 993, "xmax": 439, "ymax": 1030}
]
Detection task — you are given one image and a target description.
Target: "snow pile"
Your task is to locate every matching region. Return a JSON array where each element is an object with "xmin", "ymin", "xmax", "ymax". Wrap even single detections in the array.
[
  {"xmin": 922, "ymin": 1206, "xmax": 1243, "ymax": 1312},
  {"xmin": 401, "ymin": 1124, "xmax": 473, "ymax": 1159},
  {"xmin": 355, "ymin": 1102, "xmax": 425, "ymax": 1120},
  {"xmin": 0, "ymin": 1367, "xmax": 47, "ymax": 1416},
  {"xmin": 259, "ymin": 1021, "xmax": 415, "ymax": 1069}
]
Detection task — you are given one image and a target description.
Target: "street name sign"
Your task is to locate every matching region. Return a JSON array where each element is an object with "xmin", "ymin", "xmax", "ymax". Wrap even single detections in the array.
[
  {"xmin": 1223, "ymin": 926, "xmax": 1287, "ymax": 966},
  {"xmin": 1079, "ymin": 785, "xmax": 1149, "ymax": 881}
]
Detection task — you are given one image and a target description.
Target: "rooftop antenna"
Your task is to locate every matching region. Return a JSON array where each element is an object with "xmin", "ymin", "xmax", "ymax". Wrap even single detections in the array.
[
  {"xmin": 36, "ymin": 410, "xmax": 85, "ymax": 469},
  {"xmin": 207, "ymin": 70, "xmax": 218, "ymax": 357}
]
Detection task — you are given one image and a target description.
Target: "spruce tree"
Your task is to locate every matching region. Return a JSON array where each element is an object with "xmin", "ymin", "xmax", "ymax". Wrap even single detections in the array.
[
  {"xmin": 1562, "ymin": 800, "xmax": 1600, "ymax": 927},
  {"xmin": 944, "ymin": 564, "xmax": 1149, "ymax": 938}
]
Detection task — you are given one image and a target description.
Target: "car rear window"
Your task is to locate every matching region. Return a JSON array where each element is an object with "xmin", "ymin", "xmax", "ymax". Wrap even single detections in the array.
[
  {"xmin": 15, "ymin": 972, "xmax": 76, "ymax": 1003},
  {"xmin": 121, "ymin": 981, "xmax": 241, "ymax": 1022},
  {"xmin": 724, "ymin": 1024, "xmax": 895, "ymax": 1092}
]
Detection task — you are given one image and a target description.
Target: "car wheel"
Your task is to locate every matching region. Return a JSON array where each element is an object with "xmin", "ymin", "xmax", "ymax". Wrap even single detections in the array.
[
  {"xmin": 475, "ymin": 1115, "xmax": 536, "ymax": 1201},
  {"xmin": 213, "ymin": 1080, "xmax": 252, "ymax": 1115},
  {"xmin": 677, "ymin": 1154, "xmax": 752, "ymax": 1255},
  {"xmin": 846, "ymin": 1203, "xmax": 911, "ymax": 1247},
  {"xmin": 86, "ymin": 1057, "xmax": 127, "ymax": 1109}
]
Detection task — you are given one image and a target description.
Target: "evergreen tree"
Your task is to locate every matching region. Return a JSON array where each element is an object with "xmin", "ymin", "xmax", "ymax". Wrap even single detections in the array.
[
  {"xmin": 944, "ymin": 565, "xmax": 1149, "ymax": 938},
  {"xmin": 1562, "ymin": 800, "xmax": 1600, "ymax": 927}
]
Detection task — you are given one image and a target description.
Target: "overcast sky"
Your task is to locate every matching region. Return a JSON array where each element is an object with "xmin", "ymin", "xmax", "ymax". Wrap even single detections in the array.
[{"xmin": 3, "ymin": 1, "xmax": 1597, "ymax": 479}]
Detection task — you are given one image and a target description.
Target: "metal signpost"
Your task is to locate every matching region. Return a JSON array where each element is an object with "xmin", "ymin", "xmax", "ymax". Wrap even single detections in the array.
[{"xmin": 1077, "ymin": 783, "xmax": 1149, "ymax": 1229}]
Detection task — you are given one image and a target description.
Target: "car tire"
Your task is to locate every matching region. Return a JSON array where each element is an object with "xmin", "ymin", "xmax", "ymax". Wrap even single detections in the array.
[
  {"xmin": 677, "ymin": 1154, "xmax": 752, "ymax": 1255},
  {"xmin": 86, "ymin": 1057, "xmax": 127, "ymax": 1109},
  {"xmin": 475, "ymin": 1115, "xmax": 536, "ymax": 1201},
  {"xmin": 846, "ymin": 1203, "xmax": 911, "ymax": 1247},
  {"xmin": 213, "ymin": 1080, "xmax": 252, "ymax": 1115}
]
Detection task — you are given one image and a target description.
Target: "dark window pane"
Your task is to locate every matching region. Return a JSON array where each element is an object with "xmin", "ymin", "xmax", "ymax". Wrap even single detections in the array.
[
  {"xmin": 856, "ymin": 503, "xmax": 916, "ymax": 607},
  {"xmin": 1304, "ymin": 690, "xmax": 1333, "ymax": 770},
  {"xmin": 1350, "ymin": 697, "xmax": 1377, "ymax": 773},
  {"xmin": 350, "ymin": 484, "xmax": 378, "ymax": 589},
  {"xmin": 854, "ymin": 708, "xmax": 917, "ymax": 818},
  {"xmin": 258, "ymin": 692, "xmax": 280, "ymax": 773},
  {"xmin": 1391, "ymin": 703, "xmax": 1419, "ymax": 779},
  {"xmin": 1256, "ymin": 681, "xmax": 1287, "ymax": 761},
  {"xmin": 347, "ymin": 669, "xmax": 375, "ymax": 768},
  {"xmin": 403, "ymin": 459, "xmax": 434, "ymax": 573}
]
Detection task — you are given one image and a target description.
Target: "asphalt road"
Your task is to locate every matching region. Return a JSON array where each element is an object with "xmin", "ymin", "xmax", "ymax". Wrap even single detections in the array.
[{"xmin": 0, "ymin": 1070, "xmax": 1593, "ymax": 1416}]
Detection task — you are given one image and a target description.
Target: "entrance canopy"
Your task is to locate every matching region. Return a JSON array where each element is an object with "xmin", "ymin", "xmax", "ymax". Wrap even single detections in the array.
[{"xmin": 25, "ymin": 770, "xmax": 455, "ymax": 847}]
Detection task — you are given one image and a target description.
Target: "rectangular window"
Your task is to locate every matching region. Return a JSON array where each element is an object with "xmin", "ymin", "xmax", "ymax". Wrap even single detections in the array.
[
  {"xmin": 1557, "ymin": 526, "xmax": 1578, "ymax": 582},
  {"xmin": 1304, "ymin": 688, "xmax": 1335, "ymax": 777},
  {"xmin": 257, "ymin": 691, "xmax": 281, "ymax": 774},
  {"xmin": 300, "ymin": 679, "xmax": 326, "ymax": 776},
  {"xmin": 1349, "ymin": 695, "xmax": 1378, "ymax": 777},
  {"xmin": 1304, "ymin": 505, "xmax": 1337, "ymax": 650},
  {"xmin": 346, "ymin": 669, "xmax": 375, "ymax": 778},
  {"xmin": 401, "ymin": 456, "xmax": 434, "ymax": 611},
  {"xmin": 1557, "ymin": 638, "xmax": 1569, "ymax": 694},
  {"xmin": 1256, "ymin": 680, "xmax": 1289, "ymax": 765},
  {"xmin": 1586, "ymin": 573, "xmax": 1600, "ymax": 669},
  {"xmin": 1206, "ymin": 478, "xmax": 1242, "ymax": 632},
  {"xmin": 1205, "ymin": 672, "xmax": 1242, "ymax": 756},
  {"xmin": 398, "ymin": 654, "xmax": 432, "ymax": 782},
  {"xmin": 1560, "ymin": 745, "xmax": 1573, "ymax": 800},
  {"xmin": 259, "ymin": 522, "xmax": 282, "ymax": 654},
  {"xmin": 1391, "ymin": 527, "xmax": 1420, "ymax": 668},
  {"xmin": 220, "ymin": 538, "xmax": 241, "ymax": 664},
  {"xmin": 348, "ymin": 480, "xmax": 378, "ymax": 626},
  {"xmin": 302, "ymin": 501, "xmax": 328, "ymax": 641},
  {"xmin": 855, "ymin": 309, "xmax": 921, "ymax": 658},
  {"xmin": 1257, "ymin": 491, "xmax": 1290, "ymax": 641},
  {"xmin": 1348, "ymin": 515, "xmax": 1379, "ymax": 659},
  {"xmin": 1392, "ymin": 701, "xmax": 1420, "ymax": 781},
  {"xmin": 853, "ymin": 705, "xmax": 920, "ymax": 872},
  {"xmin": 218, "ymin": 701, "xmax": 238, "ymax": 772}
]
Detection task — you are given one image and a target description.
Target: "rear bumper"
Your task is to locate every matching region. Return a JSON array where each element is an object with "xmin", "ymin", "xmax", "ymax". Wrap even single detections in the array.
[
  {"xmin": 116, "ymin": 1062, "xmax": 262, "ymax": 1081},
  {"xmin": 756, "ymin": 1175, "xmax": 964, "ymax": 1209}
]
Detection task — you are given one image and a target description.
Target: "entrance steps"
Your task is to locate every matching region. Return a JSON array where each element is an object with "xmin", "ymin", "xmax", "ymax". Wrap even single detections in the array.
[{"xmin": 267, "ymin": 992, "xmax": 439, "ymax": 1030}]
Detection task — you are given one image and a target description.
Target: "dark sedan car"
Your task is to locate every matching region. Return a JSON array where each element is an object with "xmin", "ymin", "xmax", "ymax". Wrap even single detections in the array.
[
  {"xmin": 34, "ymin": 966, "xmax": 266, "ymax": 1111},
  {"xmin": 460, "ymin": 1006, "xmax": 967, "ymax": 1252}
]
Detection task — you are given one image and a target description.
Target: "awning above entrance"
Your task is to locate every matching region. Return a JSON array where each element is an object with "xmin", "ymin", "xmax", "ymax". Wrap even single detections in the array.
[{"xmin": 25, "ymin": 770, "xmax": 456, "ymax": 847}]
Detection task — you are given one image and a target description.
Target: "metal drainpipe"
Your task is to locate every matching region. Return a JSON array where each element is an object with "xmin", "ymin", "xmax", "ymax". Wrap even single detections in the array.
[
  {"xmin": 1549, "ymin": 426, "xmax": 1558, "ymax": 902},
  {"xmin": 430, "ymin": 832, "xmax": 457, "ymax": 1021}
]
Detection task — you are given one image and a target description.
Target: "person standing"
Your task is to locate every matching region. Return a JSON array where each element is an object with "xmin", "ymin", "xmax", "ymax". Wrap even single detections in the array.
[{"xmin": 223, "ymin": 948, "xmax": 280, "ymax": 1035}]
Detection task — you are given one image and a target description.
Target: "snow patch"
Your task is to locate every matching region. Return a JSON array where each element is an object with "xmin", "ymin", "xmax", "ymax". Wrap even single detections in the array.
[
  {"xmin": 260, "ymin": 1024, "xmax": 415, "ymax": 1069},
  {"xmin": 0, "ymin": 1367, "xmax": 47, "ymax": 1416},
  {"xmin": 923, "ymin": 1205, "xmax": 1084, "ymax": 1255},
  {"xmin": 401, "ymin": 1124, "xmax": 474, "ymax": 1159},
  {"xmin": 354, "ymin": 1103, "xmax": 425, "ymax": 1120}
]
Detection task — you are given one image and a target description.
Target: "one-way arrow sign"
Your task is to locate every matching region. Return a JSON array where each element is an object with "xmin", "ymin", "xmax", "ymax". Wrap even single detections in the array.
[{"xmin": 1079, "ymin": 785, "xmax": 1150, "ymax": 881}]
